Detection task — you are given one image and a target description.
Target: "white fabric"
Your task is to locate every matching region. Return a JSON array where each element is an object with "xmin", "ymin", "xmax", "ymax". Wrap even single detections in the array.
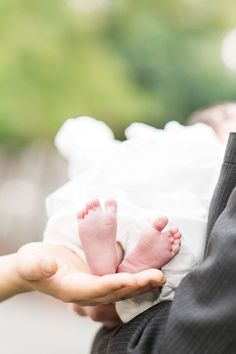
[{"xmin": 44, "ymin": 117, "xmax": 224, "ymax": 322}]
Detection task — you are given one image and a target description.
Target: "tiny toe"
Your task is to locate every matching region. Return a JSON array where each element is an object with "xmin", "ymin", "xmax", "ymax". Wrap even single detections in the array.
[
  {"xmin": 175, "ymin": 239, "xmax": 181, "ymax": 247},
  {"xmin": 172, "ymin": 244, "xmax": 180, "ymax": 255},
  {"xmin": 86, "ymin": 201, "xmax": 94, "ymax": 213},
  {"xmin": 167, "ymin": 232, "xmax": 174, "ymax": 241},
  {"xmin": 82, "ymin": 208, "xmax": 88, "ymax": 216},
  {"xmin": 153, "ymin": 216, "xmax": 168, "ymax": 232},
  {"xmin": 169, "ymin": 227, "xmax": 179, "ymax": 235},
  {"xmin": 91, "ymin": 199, "xmax": 102, "ymax": 211},
  {"xmin": 77, "ymin": 211, "xmax": 84, "ymax": 219},
  {"xmin": 172, "ymin": 239, "xmax": 181, "ymax": 254},
  {"xmin": 173, "ymin": 232, "xmax": 181, "ymax": 240},
  {"xmin": 105, "ymin": 198, "xmax": 117, "ymax": 213}
]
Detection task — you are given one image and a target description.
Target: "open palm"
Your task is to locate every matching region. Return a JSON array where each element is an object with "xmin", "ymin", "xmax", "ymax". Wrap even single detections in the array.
[{"xmin": 17, "ymin": 242, "xmax": 165, "ymax": 305}]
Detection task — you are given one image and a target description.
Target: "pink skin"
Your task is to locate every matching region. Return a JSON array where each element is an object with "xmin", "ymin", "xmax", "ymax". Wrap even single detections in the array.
[
  {"xmin": 118, "ymin": 217, "xmax": 181, "ymax": 273},
  {"xmin": 78, "ymin": 198, "xmax": 120, "ymax": 275},
  {"xmin": 78, "ymin": 199, "xmax": 181, "ymax": 276}
]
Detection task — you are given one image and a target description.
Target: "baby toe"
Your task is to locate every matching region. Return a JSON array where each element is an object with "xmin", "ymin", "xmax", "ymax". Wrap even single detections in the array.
[
  {"xmin": 173, "ymin": 232, "xmax": 181, "ymax": 240},
  {"xmin": 172, "ymin": 238, "xmax": 181, "ymax": 253},
  {"xmin": 91, "ymin": 198, "xmax": 102, "ymax": 211},
  {"xmin": 152, "ymin": 216, "xmax": 168, "ymax": 232},
  {"xmin": 82, "ymin": 208, "xmax": 89, "ymax": 217},
  {"xmin": 86, "ymin": 201, "xmax": 94, "ymax": 213},
  {"xmin": 168, "ymin": 234, "xmax": 174, "ymax": 243},
  {"xmin": 105, "ymin": 198, "xmax": 117, "ymax": 213},
  {"xmin": 77, "ymin": 210, "xmax": 84, "ymax": 219},
  {"xmin": 169, "ymin": 227, "xmax": 179, "ymax": 235}
]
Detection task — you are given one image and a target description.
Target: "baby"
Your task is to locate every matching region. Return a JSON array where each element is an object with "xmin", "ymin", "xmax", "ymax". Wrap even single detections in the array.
[
  {"xmin": 78, "ymin": 198, "xmax": 181, "ymax": 276},
  {"xmin": 44, "ymin": 117, "xmax": 223, "ymax": 322}
]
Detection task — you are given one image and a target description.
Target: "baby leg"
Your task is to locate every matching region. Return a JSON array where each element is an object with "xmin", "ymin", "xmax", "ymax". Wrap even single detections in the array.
[
  {"xmin": 78, "ymin": 198, "xmax": 122, "ymax": 275},
  {"xmin": 118, "ymin": 217, "xmax": 181, "ymax": 273}
]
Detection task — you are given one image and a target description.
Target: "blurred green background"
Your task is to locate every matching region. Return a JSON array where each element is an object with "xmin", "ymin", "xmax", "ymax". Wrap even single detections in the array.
[
  {"xmin": 1, "ymin": 3, "xmax": 236, "ymax": 353},
  {"xmin": 1, "ymin": 0, "xmax": 236, "ymax": 143}
]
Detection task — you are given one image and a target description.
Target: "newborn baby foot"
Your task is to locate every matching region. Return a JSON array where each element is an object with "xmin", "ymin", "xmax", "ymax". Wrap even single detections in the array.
[
  {"xmin": 78, "ymin": 198, "xmax": 119, "ymax": 275},
  {"xmin": 118, "ymin": 217, "xmax": 181, "ymax": 273}
]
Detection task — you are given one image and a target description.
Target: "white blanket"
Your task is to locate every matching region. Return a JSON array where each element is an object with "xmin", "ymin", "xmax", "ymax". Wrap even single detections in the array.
[{"xmin": 44, "ymin": 117, "xmax": 224, "ymax": 322}]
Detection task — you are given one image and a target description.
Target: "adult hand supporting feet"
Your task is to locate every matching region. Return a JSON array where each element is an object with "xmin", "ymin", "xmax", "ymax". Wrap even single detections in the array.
[{"xmin": 16, "ymin": 242, "xmax": 166, "ymax": 305}]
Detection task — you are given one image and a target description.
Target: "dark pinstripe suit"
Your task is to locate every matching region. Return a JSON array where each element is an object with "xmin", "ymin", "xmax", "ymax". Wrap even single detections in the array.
[{"xmin": 92, "ymin": 132, "xmax": 236, "ymax": 354}]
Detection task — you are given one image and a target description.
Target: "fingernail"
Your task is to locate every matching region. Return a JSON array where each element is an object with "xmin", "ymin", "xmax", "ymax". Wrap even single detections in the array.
[{"xmin": 41, "ymin": 258, "xmax": 54, "ymax": 274}]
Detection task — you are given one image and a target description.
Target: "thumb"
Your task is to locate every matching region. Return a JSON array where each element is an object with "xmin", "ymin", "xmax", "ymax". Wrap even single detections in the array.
[{"xmin": 17, "ymin": 256, "xmax": 58, "ymax": 281}]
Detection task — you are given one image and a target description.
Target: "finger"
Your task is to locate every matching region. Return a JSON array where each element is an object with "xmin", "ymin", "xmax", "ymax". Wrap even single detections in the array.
[
  {"xmin": 69, "ymin": 304, "xmax": 88, "ymax": 317},
  {"xmin": 90, "ymin": 284, "xmax": 152, "ymax": 303},
  {"xmin": 61, "ymin": 272, "xmax": 139, "ymax": 301},
  {"xmin": 78, "ymin": 283, "xmax": 160, "ymax": 305},
  {"xmin": 99, "ymin": 269, "xmax": 165, "ymax": 291},
  {"xmin": 86, "ymin": 304, "xmax": 120, "ymax": 322},
  {"xmin": 73, "ymin": 304, "xmax": 122, "ymax": 327},
  {"xmin": 83, "ymin": 269, "xmax": 165, "ymax": 304},
  {"xmin": 134, "ymin": 268, "xmax": 166, "ymax": 287}
]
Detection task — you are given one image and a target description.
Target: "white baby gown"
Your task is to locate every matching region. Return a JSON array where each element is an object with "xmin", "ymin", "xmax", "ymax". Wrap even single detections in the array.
[{"xmin": 44, "ymin": 117, "xmax": 224, "ymax": 322}]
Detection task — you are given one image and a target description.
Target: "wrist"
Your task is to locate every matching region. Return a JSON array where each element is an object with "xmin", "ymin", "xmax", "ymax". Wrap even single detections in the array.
[
  {"xmin": 11, "ymin": 253, "xmax": 32, "ymax": 293},
  {"xmin": 0, "ymin": 254, "xmax": 31, "ymax": 302}
]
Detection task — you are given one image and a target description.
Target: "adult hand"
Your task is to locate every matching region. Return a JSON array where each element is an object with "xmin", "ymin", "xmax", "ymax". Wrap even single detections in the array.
[{"xmin": 17, "ymin": 242, "xmax": 165, "ymax": 305}]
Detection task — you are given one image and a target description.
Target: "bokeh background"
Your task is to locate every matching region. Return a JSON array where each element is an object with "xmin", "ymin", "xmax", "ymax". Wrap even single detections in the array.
[{"xmin": 1, "ymin": 0, "xmax": 236, "ymax": 353}]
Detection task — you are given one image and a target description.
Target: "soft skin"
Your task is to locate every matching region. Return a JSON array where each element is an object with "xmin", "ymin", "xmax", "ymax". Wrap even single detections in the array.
[{"xmin": 0, "ymin": 242, "xmax": 165, "ymax": 304}]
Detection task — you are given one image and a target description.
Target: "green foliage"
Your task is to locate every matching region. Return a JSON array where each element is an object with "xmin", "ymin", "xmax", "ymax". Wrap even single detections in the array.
[{"xmin": 0, "ymin": 0, "xmax": 236, "ymax": 143}]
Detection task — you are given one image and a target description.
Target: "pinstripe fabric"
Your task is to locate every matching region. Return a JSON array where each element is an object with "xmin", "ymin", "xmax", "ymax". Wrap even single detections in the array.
[
  {"xmin": 91, "ymin": 133, "xmax": 236, "ymax": 354},
  {"xmin": 206, "ymin": 133, "xmax": 236, "ymax": 247},
  {"xmin": 161, "ymin": 132, "xmax": 236, "ymax": 354},
  {"xmin": 91, "ymin": 301, "xmax": 171, "ymax": 354}
]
